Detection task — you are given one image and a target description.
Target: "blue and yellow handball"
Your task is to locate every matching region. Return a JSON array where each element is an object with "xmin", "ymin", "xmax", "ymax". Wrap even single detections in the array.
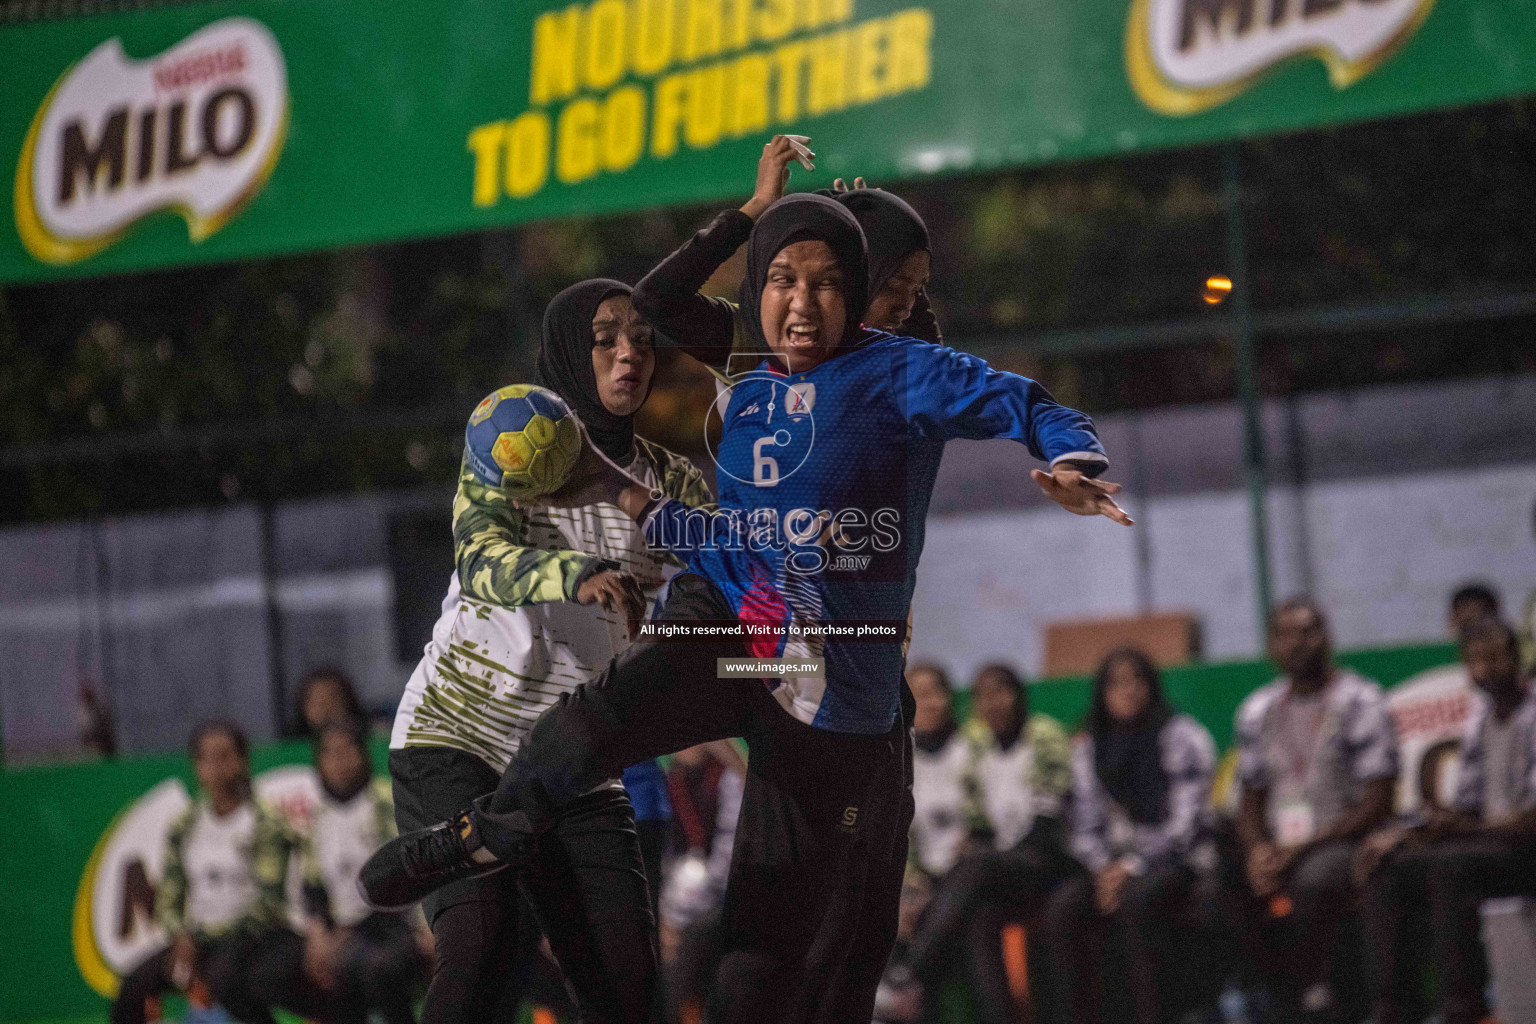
[{"xmin": 464, "ymin": 384, "xmax": 582, "ymax": 499}]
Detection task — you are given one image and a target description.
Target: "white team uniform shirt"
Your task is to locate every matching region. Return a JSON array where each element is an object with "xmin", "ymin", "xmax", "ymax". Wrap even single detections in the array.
[
  {"xmin": 974, "ymin": 739, "xmax": 1041, "ymax": 850},
  {"xmin": 392, "ymin": 458, "xmax": 675, "ymax": 772},
  {"xmin": 309, "ymin": 783, "xmax": 392, "ymax": 927},
  {"xmin": 911, "ymin": 732, "xmax": 970, "ymax": 876},
  {"xmin": 183, "ymin": 802, "xmax": 260, "ymax": 933}
]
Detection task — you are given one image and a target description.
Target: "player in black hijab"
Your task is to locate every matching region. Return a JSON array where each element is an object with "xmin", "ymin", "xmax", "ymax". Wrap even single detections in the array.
[
  {"xmin": 535, "ymin": 278, "xmax": 651, "ymax": 465},
  {"xmin": 832, "ymin": 186, "xmax": 939, "ymax": 344},
  {"xmin": 737, "ymin": 191, "xmax": 868, "ymax": 359},
  {"xmin": 383, "ymin": 277, "xmax": 711, "ymax": 1024},
  {"xmin": 630, "ymin": 134, "xmax": 940, "ymax": 379}
]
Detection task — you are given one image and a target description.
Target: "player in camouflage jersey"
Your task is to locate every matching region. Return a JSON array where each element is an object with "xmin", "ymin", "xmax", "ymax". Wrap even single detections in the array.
[
  {"xmin": 387, "ymin": 279, "xmax": 711, "ymax": 1024},
  {"xmin": 396, "ymin": 434, "xmax": 708, "ymax": 769}
]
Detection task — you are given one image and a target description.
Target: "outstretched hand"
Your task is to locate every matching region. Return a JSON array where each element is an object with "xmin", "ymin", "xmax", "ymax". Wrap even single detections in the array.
[
  {"xmin": 1031, "ymin": 465, "xmax": 1133, "ymax": 526},
  {"xmin": 741, "ymin": 134, "xmax": 814, "ymax": 220}
]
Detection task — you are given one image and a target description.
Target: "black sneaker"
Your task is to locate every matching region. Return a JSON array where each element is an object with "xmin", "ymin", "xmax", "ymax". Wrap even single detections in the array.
[{"xmin": 357, "ymin": 810, "xmax": 506, "ymax": 911}]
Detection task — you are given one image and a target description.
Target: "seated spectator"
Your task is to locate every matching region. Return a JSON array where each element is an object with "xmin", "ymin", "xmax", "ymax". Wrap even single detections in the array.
[
  {"xmin": 907, "ymin": 662, "xmax": 969, "ymax": 880},
  {"xmin": 290, "ymin": 719, "xmax": 429, "ymax": 1024},
  {"xmin": 1231, "ymin": 597, "xmax": 1397, "ymax": 1022},
  {"xmin": 882, "ymin": 663, "xmax": 1076, "ymax": 1024},
  {"xmin": 1044, "ymin": 648, "xmax": 1218, "ymax": 1024},
  {"xmin": 293, "ymin": 667, "xmax": 365, "ymax": 737},
  {"xmin": 1356, "ymin": 616, "xmax": 1536, "ymax": 1024},
  {"xmin": 112, "ymin": 721, "xmax": 336, "ymax": 1024},
  {"xmin": 873, "ymin": 663, "xmax": 966, "ymax": 1023}
]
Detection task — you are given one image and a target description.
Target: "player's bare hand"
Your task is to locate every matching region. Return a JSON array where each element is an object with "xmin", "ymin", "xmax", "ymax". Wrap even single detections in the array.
[
  {"xmin": 741, "ymin": 135, "xmax": 814, "ymax": 219},
  {"xmin": 1031, "ymin": 466, "xmax": 1133, "ymax": 525},
  {"xmin": 831, "ymin": 176, "xmax": 874, "ymax": 192},
  {"xmin": 577, "ymin": 568, "xmax": 646, "ymax": 640}
]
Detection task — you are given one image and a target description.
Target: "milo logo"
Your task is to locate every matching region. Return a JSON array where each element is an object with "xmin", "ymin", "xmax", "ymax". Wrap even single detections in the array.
[
  {"xmin": 1126, "ymin": 0, "xmax": 1435, "ymax": 114},
  {"xmin": 15, "ymin": 17, "xmax": 288, "ymax": 265}
]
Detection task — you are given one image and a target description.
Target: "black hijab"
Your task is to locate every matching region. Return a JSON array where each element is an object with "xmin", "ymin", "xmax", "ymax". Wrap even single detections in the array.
[
  {"xmin": 1088, "ymin": 648, "xmax": 1175, "ymax": 825},
  {"xmin": 739, "ymin": 193, "xmax": 868, "ymax": 354},
  {"xmin": 534, "ymin": 278, "xmax": 644, "ymax": 465},
  {"xmin": 834, "ymin": 189, "xmax": 929, "ymax": 301}
]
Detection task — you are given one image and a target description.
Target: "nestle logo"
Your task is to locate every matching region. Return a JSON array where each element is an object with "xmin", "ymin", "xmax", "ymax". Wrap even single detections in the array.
[{"xmin": 153, "ymin": 43, "xmax": 248, "ymax": 93}]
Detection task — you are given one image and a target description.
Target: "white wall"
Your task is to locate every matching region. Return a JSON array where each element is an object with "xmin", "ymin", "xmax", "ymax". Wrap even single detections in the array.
[{"xmin": 909, "ymin": 462, "xmax": 1536, "ymax": 683}]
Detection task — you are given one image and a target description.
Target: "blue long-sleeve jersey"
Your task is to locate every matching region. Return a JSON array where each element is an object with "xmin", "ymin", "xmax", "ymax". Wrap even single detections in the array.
[{"xmin": 645, "ymin": 331, "xmax": 1107, "ymax": 735}]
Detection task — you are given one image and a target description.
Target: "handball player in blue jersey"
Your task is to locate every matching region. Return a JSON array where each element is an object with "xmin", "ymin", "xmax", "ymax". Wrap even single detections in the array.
[{"xmin": 365, "ymin": 181, "xmax": 1130, "ymax": 1022}]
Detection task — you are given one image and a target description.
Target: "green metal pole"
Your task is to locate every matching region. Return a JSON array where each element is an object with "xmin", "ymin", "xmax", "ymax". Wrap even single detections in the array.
[{"xmin": 1223, "ymin": 143, "xmax": 1274, "ymax": 646}]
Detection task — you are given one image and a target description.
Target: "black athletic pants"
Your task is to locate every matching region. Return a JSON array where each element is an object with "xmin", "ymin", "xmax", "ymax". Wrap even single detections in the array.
[
  {"xmin": 1364, "ymin": 836, "xmax": 1536, "ymax": 1024},
  {"xmin": 391, "ymin": 746, "xmax": 657, "ymax": 1024},
  {"xmin": 477, "ymin": 572, "xmax": 908, "ymax": 1024},
  {"xmin": 906, "ymin": 834, "xmax": 1079, "ymax": 1024},
  {"xmin": 1044, "ymin": 862, "xmax": 1218, "ymax": 1024},
  {"xmin": 1223, "ymin": 838, "xmax": 1362, "ymax": 1015},
  {"xmin": 110, "ymin": 929, "xmax": 341, "ymax": 1024},
  {"xmin": 284, "ymin": 913, "xmax": 426, "ymax": 1024}
]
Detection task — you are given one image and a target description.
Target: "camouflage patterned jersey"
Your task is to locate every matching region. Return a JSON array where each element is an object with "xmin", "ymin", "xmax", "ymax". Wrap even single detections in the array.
[
  {"xmin": 391, "ymin": 436, "xmax": 712, "ymax": 771},
  {"xmin": 961, "ymin": 714, "xmax": 1075, "ymax": 849}
]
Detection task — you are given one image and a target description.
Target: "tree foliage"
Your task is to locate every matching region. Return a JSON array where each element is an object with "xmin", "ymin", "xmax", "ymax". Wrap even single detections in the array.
[{"xmin": 2, "ymin": 99, "xmax": 1533, "ymax": 522}]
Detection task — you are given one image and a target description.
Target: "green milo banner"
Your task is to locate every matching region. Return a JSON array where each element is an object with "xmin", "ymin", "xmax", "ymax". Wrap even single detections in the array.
[
  {"xmin": 3, "ymin": 0, "xmax": 1536, "ymax": 283},
  {"xmin": 0, "ymin": 643, "xmax": 1458, "ymax": 1021}
]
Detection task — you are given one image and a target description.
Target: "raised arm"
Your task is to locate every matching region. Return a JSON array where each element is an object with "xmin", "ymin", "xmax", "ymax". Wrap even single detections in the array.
[
  {"xmin": 631, "ymin": 212, "xmax": 746, "ymax": 369},
  {"xmin": 633, "ymin": 135, "xmax": 814, "ymax": 370}
]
